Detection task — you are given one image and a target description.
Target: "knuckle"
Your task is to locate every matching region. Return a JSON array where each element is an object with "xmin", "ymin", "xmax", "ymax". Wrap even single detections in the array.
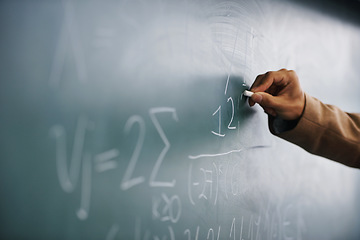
[
  {"xmin": 287, "ymin": 69, "xmax": 298, "ymax": 79},
  {"xmin": 255, "ymin": 74, "xmax": 263, "ymax": 80},
  {"xmin": 265, "ymin": 71, "xmax": 274, "ymax": 78},
  {"xmin": 287, "ymin": 69, "xmax": 294, "ymax": 74}
]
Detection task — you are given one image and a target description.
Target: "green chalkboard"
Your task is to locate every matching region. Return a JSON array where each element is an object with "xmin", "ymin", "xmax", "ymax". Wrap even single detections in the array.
[{"xmin": 1, "ymin": 0, "xmax": 360, "ymax": 239}]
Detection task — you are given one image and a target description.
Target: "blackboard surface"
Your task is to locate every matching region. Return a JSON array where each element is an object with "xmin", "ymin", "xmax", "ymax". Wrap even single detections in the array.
[{"xmin": 1, "ymin": 0, "xmax": 360, "ymax": 239}]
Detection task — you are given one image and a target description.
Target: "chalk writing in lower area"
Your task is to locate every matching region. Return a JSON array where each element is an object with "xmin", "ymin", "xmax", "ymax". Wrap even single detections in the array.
[
  {"xmin": 206, "ymin": 226, "xmax": 221, "ymax": 240},
  {"xmin": 152, "ymin": 193, "xmax": 182, "ymax": 223},
  {"xmin": 181, "ymin": 200, "xmax": 305, "ymax": 240},
  {"xmin": 188, "ymin": 162, "xmax": 220, "ymax": 206},
  {"xmin": 188, "ymin": 159, "xmax": 251, "ymax": 206},
  {"xmin": 198, "ymin": 168, "xmax": 213, "ymax": 200},
  {"xmin": 184, "ymin": 226, "xmax": 200, "ymax": 240}
]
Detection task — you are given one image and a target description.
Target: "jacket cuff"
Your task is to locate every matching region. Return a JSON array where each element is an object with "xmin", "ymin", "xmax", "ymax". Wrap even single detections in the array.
[
  {"xmin": 269, "ymin": 93, "xmax": 317, "ymax": 144},
  {"xmin": 269, "ymin": 93, "xmax": 307, "ymax": 135}
]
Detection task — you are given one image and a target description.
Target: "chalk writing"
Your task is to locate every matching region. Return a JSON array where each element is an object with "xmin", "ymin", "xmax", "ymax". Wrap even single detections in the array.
[
  {"xmin": 227, "ymin": 97, "xmax": 236, "ymax": 130},
  {"xmin": 178, "ymin": 201, "xmax": 305, "ymax": 240},
  {"xmin": 188, "ymin": 145, "xmax": 271, "ymax": 160},
  {"xmin": 121, "ymin": 115, "xmax": 146, "ymax": 191},
  {"xmin": 211, "ymin": 105, "xmax": 225, "ymax": 137},
  {"xmin": 184, "ymin": 226, "xmax": 200, "ymax": 240},
  {"xmin": 51, "ymin": 107, "xmax": 180, "ymax": 221},
  {"xmin": 152, "ymin": 193, "xmax": 182, "ymax": 223},
  {"xmin": 149, "ymin": 107, "xmax": 178, "ymax": 188},
  {"xmin": 207, "ymin": 226, "xmax": 221, "ymax": 240},
  {"xmin": 94, "ymin": 149, "xmax": 119, "ymax": 173},
  {"xmin": 50, "ymin": 115, "xmax": 90, "ymax": 193},
  {"xmin": 188, "ymin": 162, "xmax": 220, "ymax": 206},
  {"xmin": 210, "ymin": 91, "xmax": 237, "ymax": 138},
  {"xmin": 49, "ymin": 115, "xmax": 93, "ymax": 220},
  {"xmin": 76, "ymin": 153, "xmax": 92, "ymax": 220}
]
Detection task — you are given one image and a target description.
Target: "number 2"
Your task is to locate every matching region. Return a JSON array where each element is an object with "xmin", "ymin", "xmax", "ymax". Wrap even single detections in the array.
[
  {"xmin": 211, "ymin": 97, "xmax": 236, "ymax": 137},
  {"xmin": 227, "ymin": 97, "xmax": 236, "ymax": 130},
  {"xmin": 120, "ymin": 115, "xmax": 146, "ymax": 190}
]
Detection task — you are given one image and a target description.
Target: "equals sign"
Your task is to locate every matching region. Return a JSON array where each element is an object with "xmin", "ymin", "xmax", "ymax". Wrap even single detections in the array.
[
  {"xmin": 92, "ymin": 27, "xmax": 116, "ymax": 48},
  {"xmin": 94, "ymin": 149, "xmax": 119, "ymax": 172}
]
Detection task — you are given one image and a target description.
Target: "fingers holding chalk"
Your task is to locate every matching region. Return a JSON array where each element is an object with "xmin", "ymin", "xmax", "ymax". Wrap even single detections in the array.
[
  {"xmin": 243, "ymin": 90, "xmax": 254, "ymax": 97},
  {"xmin": 244, "ymin": 90, "xmax": 262, "ymax": 106}
]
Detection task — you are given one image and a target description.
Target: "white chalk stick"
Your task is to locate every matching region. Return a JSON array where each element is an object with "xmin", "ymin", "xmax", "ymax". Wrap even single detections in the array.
[{"xmin": 243, "ymin": 90, "xmax": 254, "ymax": 97}]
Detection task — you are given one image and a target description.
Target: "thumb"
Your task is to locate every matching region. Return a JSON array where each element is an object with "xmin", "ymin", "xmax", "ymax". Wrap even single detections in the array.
[{"xmin": 251, "ymin": 92, "xmax": 278, "ymax": 108}]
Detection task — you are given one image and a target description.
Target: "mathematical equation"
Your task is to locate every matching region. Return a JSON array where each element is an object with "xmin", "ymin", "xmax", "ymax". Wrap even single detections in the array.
[
  {"xmin": 49, "ymin": 107, "xmax": 180, "ymax": 220},
  {"xmin": 49, "ymin": 107, "xmax": 306, "ymax": 239},
  {"xmin": 104, "ymin": 202, "xmax": 306, "ymax": 240},
  {"xmin": 46, "ymin": 1, "xmax": 307, "ymax": 238}
]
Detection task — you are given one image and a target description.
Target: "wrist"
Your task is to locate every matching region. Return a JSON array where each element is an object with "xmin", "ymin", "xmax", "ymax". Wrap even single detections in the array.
[{"xmin": 269, "ymin": 93, "xmax": 306, "ymax": 134}]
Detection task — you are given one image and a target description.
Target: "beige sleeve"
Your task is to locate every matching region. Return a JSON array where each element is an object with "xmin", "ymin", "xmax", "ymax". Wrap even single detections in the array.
[{"xmin": 270, "ymin": 93, "xmax": 360, "ymax": 168}]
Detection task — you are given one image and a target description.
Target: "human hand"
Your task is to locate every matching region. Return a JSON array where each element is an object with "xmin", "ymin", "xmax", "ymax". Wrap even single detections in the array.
[{"xmin": 248, "ymin": 69, "xmax": 305, "ymax": 120}]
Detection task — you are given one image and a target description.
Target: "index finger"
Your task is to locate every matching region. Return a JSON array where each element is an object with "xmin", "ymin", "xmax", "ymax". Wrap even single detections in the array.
[
  {"xmin": 248, "ymin": 73, "xmax": 267, "ymax": 107},
  {"xmin": 249, "ymin": 73, "xmax": 266, "ymax": 92},
  {"xmin": 250, "ymin": 71, "xmax": 285, "ymax": 93}
]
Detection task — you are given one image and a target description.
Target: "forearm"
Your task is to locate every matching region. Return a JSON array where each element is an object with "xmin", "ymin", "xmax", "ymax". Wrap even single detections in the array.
[{"xmin": 269, "ymin": 93, "xmax": 360, "ymax": 168}]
